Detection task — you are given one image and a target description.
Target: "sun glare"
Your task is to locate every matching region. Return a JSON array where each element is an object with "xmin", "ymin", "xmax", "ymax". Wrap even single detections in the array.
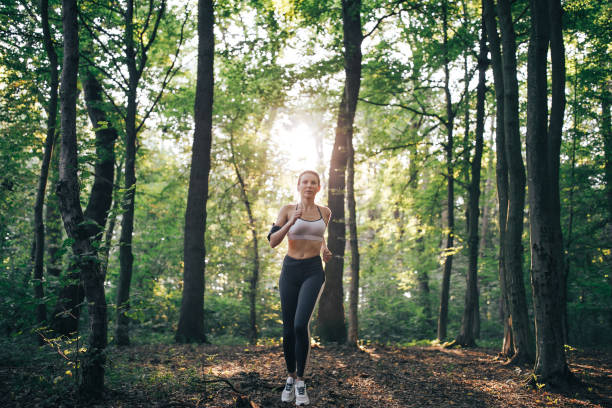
[{"xmin": 272, "ymin": 120, "xmax": 323, "ymax": 174}]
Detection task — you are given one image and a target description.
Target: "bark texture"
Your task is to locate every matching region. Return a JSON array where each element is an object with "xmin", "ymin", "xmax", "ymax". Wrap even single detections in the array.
[
  {"xmin": 82, "ymin": 69, "xmax": 117, "ymax": 235},
  {"xmin": 547, "ymin": 0, "xmax": 568, "ymax": 347},
  {"xmin": 33, "ymin": 0, "xmax": 60, "ymax": 334},
  {"xmin": 496, "ymin": 0, "xmax": 534, "ymax": 364},
  {"xmin": 318, "ymin": 0, "xmax": 362, "ymax": 343},
  {"xmin": 454, "ymin": 19, "xmax": 487, "ymax": 347},
  {"xmin": 45, "ymin": 147, "xmax": 63, "ymax": 278},
  {"xmin": 347, "ymin": 144, "xmax": 360, "ymax": 346},
  {"xmin": 56, "ymin": 0, "xmax": 109, "ymax": 393},
  {"xmin": 437, "ymin": 0, "xmax": 455, "ymax": 342},
  {"xmin": 526, "ymin": 0, "xmax": 572, "ymax": 387},
  {"xmin": 116, "ymin": 0, "xmax": 138, "ymax": 346},
  {"xmin": 176, "ymin": 0, "xmax": 214, "ymax": 344},
  {"xmin": 483, "ymin": 0, "xmax": 513, "ymax": 359}
]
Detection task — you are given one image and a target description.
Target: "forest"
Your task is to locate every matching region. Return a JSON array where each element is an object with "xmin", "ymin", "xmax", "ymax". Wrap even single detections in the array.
[{"xmin": 0, "ymin": 0, "xmax": 610, "ymax": 406}]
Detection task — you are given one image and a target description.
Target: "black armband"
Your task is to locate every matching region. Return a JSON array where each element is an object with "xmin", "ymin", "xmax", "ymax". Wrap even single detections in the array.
[{"xmin": 267, "ymin": 224, "xmax": 281, "ymax": 242}]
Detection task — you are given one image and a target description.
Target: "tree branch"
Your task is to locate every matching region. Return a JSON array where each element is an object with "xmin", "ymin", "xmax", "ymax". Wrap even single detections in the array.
[
  {"xmin": 135, "ymin": 4, "xmax": 188, "ymax": 134},
  {"xmin": 363, "ymin": 9, "xmax": 399, "ymax": 40},
  {"xmin": 78, "ymin": 13, "xmax": 129, "ymax": 89},
  {"xmin": 140, "ymin": 0, "xmax": 155, "ymax": 44},
  {"xmin": 138, "ymin": 0, "xmax": 166, "ymax": 77},
  {"xmin": 359, "ymin": 97, "xmax": 445, "ymax": 123},
  {"xmin": 78, "ymin": 50, "xmax": 129, "ymax": 95}
]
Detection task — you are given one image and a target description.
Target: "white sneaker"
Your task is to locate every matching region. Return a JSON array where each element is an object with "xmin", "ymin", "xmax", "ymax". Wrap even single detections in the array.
[
  {"xmin": 295, "ymin": 380, "xmax": 309, "ymax": 406},
  {"xmin": 281, "ymin": 377, "xmax": 295, "ymax": 402}
]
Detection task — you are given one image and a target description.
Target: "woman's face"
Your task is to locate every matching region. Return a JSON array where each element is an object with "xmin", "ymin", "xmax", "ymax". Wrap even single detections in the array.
[{"xmin": 297, "ymin": 173, "xmax": 320, "ymax": 198}]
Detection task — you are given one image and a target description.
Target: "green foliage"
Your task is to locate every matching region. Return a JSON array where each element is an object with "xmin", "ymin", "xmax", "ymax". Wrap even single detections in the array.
[{"xmin": 0, "ymin": 0, "xmax": 610, "ymax": 359}]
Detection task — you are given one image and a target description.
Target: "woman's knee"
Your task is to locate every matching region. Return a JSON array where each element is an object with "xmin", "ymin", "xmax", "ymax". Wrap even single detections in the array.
[{"xmin": 294, "ymin": 322, "xmax": 308, "ymax": 339}]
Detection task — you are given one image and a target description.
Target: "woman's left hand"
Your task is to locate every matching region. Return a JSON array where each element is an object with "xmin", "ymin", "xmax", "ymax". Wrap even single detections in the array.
[{"xmin": 322, "ymin": 247, "xmax": 332, "ymax": 263}]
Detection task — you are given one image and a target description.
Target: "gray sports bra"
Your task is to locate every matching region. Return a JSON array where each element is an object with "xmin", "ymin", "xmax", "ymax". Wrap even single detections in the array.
[{"xmin": 287, "ymin": 204, "xmax": 327, "ymax": 242}]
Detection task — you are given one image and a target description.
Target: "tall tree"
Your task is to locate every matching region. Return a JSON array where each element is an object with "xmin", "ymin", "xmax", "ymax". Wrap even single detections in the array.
[
  {"xmin": 347, "ymin": 141, "xmax": 360, "ymax": 346},
  {"xmin": 437, "ymin": 0, "xmax": 456, "ymax": 342},
  {"xmin": 496, "ymin": 0, "xmax": 534, "ymax": 364},
  {"xmin": 116, "ymin": 0, "xmax": 167, "ymax": 345},
  {"xmin": 318, "ymin": 0, "xmax": 362, "ymax": 343},
  {"xmin": 32, "ymin": 0, "xmax": 60, "ymax": 336},
  {"xmin": 52, "ymin": 0, "xmax": 128, "ymax": 337},
  {"xmin": 526, "ymin": 0, "xmax": 572, "ymax": 386},
  {"xmin": 176, "ymin": 0, "xmax": 214, "ymax": 344},
  {"xmin": 460, "ymin": 0, "xmax": 482, "ymax": 340},
  {"xmin": 452, "ymin": 16, "xmax": 487, "ymax": 348},
  {"xmin": 56, "ymin": 0, "xmax": 112, "ymax": 392},
  {"xmin": 482, "ymin": 0, "xmax": 513, "ymax": 360},
  {"xmin": 603, "ymin": 83, "xmax": 612, "ymax": 298},
  {"xmin": 547, "ymin": 0, "xmax": 568, "ymax": 347},
  {"xmin": 411, "ymin": 150, "xmax": 433, "ymax": 332},
  {"xmin": 228, "ymin": 128, "xmax": 260, "ymax": 345},
  {"xmin": 563, "ymin": 63, "xmax": 579, "ymax": 344}
]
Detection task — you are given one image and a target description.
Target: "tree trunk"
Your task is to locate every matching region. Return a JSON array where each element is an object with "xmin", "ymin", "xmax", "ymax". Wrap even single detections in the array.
[
  {"xmin": 45, "ymin": 144, "xmax": 63, "ymax": 278},
  {"xmin": 602, "ymin": 83, "xmax": 612, "ymax": 299},
  {"xmin": 437, "ymin": 0, "xmax": 455, "ymax": 342},
  {"xmin": 479, "ymin": 129, "xmax": 494, "ymax": 258},
  {"xmin": 176, "ymin": 0, "xmax": 214, "ymax": 344},
  {"xmin": 51, "ymin": 271, "xmax": 84, "ymax": 335},
  {"xmin": 318, "ymin": 0, "xmax": 362, "ymax": 343},
  {"xmin": 526, "ymin": 0, "xmax": 572, "ymax": 387},
  {"xmin": 49, "ymin": 14, "xmax": 83, "ymax": 335},
  {"xmin": 101, "ymin": 158, "xmax": 124, "ymax": 280},
  {"xmin": 32, "ymin": 0, "xmax": 60, "ymax": 336},
  {"xmin": 497, "ymin": 0, "xmax": 534, "ymax": 364},
  {"xmin": 547, "ymin": 0, "xmax": 568, "ymax": 348},
  {"xmin": 116, "ymin": 0, "xmax": 138, "ymax": 346},
  {"xmin": 454, "ymin": 19, "xmax": 487, "ymax": 348},
  {"xmin": 51, "ymin": 63, "xmax": 119, "ymax": 338},
  {"xmin": 564, "ymin": 67, "xmax": 578, "ymax": 345},
  {"xmin": 82, "ymin": 69, "xmax": 118, "ymax": 236},
  {"xmin": 229, "ymin": 131, "xmax": 259, "ymax": 345},
  {"xmin": 409, "ymin": 146, "xmax": 432, "ymax": 332},
  {"xmin": 483, "ymin": 0, "xmax": 512, "ymax": 359},
  {"xmin": 56, "ymin": 0, "xmax": 109, "ymax": 393},
  {"xmin": 115, "ymin": 0, "xmax": 166, "ymax": 346},
  {"xmin": 347, "ymin": 142, "xmax": 360, "ymax": 346},
  {"xmin": 461, "ymin": 0, "xmax": 471, "ymax": 194}
]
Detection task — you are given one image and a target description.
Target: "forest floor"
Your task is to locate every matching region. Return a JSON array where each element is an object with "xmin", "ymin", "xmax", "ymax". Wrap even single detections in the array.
[{"xmin": 1, "ymin": 342, "xmax": 611, "ymax": 407}]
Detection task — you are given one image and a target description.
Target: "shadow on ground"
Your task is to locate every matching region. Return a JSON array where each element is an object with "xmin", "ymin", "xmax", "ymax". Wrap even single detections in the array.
[{"xmin": 1, "ymin": 342, "xmax": 610, "ymax": 407}]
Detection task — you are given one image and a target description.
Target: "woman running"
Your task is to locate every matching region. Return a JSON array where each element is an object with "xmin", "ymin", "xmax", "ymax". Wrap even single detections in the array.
[{"xmin": 267, "ymin": 170, "xmax": 332, "ymax": 406}]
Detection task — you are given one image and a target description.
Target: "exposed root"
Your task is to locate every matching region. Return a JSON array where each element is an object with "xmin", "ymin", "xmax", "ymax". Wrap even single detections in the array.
[
  {"xmin": 204, "ymin": 377, "xmax": 260, "ymax": 408},
  {"xmin": 525, "ymin": 369, "xmax": 580, "ymax": 391},
  {"xmin": 444, "ymin": 338, "xmax": 477, "ymax": 349},
  {"xmin": 501, "ymin": 351, "xmax": 533, "ymax": 366}
]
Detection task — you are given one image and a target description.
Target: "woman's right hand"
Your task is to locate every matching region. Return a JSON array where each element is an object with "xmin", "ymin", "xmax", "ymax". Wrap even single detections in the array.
[{"xmin": 288, "ymin": 206, "xmax": 303, "ymax": 225}]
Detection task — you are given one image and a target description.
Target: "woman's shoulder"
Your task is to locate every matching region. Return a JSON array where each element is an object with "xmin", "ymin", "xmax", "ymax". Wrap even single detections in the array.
[
  {"xmin": 279, "ymin": 203, "xmax": 297, "ymax": 213},
  {"xmin": 274, "ymin": 204, "xmax": 295, "ymax": 225},
  {"xmin": 317, "ymin": 204, "xmax": 331, "ymax": 217}
]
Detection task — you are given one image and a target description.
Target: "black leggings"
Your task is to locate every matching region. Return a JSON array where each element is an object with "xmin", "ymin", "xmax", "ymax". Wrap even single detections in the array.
[{"xmin": 279, "ymin": 254, "xmax": 325, "ymax": 377}]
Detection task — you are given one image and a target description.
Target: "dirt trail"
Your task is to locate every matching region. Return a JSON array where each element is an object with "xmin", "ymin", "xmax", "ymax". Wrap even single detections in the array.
[{"xmin": 2, "ymin": 343, "xmax": 610, "ymax": 407}]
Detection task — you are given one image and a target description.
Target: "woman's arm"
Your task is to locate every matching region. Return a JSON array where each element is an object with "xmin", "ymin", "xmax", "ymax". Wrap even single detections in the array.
[
  {"xmin": 321, "ymin": 237, "xmax": 332, "ymax": 262},
  {"xmin": 321, "ymin": 207, "xmax": 332, "ymax": 262},
  {"xmin": 269, "ymin": 205, "xmax": 301, "ymax": 248}
]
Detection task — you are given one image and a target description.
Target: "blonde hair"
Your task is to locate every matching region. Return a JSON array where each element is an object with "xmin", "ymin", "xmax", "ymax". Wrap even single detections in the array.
[{"xmin": 297, "ymin": 170, "xmax": 320, "ymax": 186}]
